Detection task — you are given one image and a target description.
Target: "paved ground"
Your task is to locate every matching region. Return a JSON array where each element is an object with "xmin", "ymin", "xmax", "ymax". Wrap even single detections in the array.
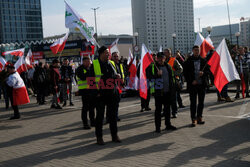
[{"xmin": 0, "ymin": 90, "xmax": 250, "ymax": 167}]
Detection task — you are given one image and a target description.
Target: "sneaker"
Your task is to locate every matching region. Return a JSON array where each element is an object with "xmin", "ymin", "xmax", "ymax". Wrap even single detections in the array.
[
  {"xmin": 83, "ymin": 125, "xmax": 91, "ymax": 130},
  {"xmin": 197, "ymin": 117, "xmax": 205, "ymax": 125},
  {"xmin": 179, "ymin": 105, "xmax": 185, "ymax": 108},
  {"xmin": 9, "ymin": 116, "xmax": 20, "ymax": 120},
  {"xmin": 165, "ymin": 125, "xmax": 177, "ymax": 131},
  {"xmin": 225, "ymin": 97, "xmax": 234, "ymax": 102},
  {"xmin": 172, "ymin": 114, "xmax": 178, "ymax": 118},
  {"xmin": 97, "ymin": 137, "xmax": 105, "ymax": 145},
  {"xmin": 217, "ymin": 97, "xmax": 226, "ymax": 102},
  {"xmin": 55, "ymin": 105, "xmax": 62, "ymax": 109},
  {"xmin": 70, "ymin": 102, "xmax": 74, "ymax": 106},
  {"xmin": 140, "ymin": 108, "xmax": 144, "ymax": 112},
  {"xmin": 191, "ymin": 119, "xmax": 197, "ymax": 127},
  {"xmin": 145, "ymin": 107, "xmax": 151, "ymax": 111},
  {"xmin": 112, "ymin": 135, "xmax": 121, "ymax": 143},
  {"xmin": 155, "ymin": 128, "xmax": 161, "ymax": 133}
]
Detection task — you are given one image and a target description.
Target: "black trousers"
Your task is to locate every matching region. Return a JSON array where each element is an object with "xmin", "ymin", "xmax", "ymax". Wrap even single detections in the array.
[
  {"xmin": 9, "ymin": 89, "xmax": 20, "ymax": 118},
  {"xmin": 155, "ymin": 92, "xmax": 171, "ymax": 130},
  {"xmin": 189, "ymin": 85, "xmax": 206, "ymax": 120},
  {"xmin": 81, "ymin": 95, "xmax": 95, "ymax": 125},
  {"xmin": 37, "ymin": 83, "xmax": 45, "ymax": 103},
  {"xmin": 170, "ymin": 90, "xmax": 178, "ymax": 115},
  {"xmin": 95, "ymin": 94, "xmax": 118, "ymax": 138},
  {"xmin": 141, "ymin": 89, "xmax": 150, "ymax": 109}
]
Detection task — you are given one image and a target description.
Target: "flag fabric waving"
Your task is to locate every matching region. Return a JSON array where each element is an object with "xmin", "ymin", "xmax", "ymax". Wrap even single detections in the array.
[
  {"xmin": 65, "ymin": 1, "xmax": 98, "ymax": 46},
  {"xmin": 14, "ymin": 56, "xmax": 28, "ymax": 74},
  {"xmin": 109, "ymin": 38, "xmax": 119, "ymax": 54},
  {"xmin": 139, "ymin": 44, "xmax": 154, "ymax": 99},
  {"xmin": 25, "ymin": 49, "xmax": 34, "ymax": 69},
  {"xmin": 2, "ymin": 48, "xmax": 25, "ymax": 57},
  {"xmin": 195, "ymin": 32, "xmax": 214, "ymax": 58},
  {"xmin": 208, "ymin": 39, "xmax": 240, "ymax": 92},
  {"xmin": 127, "ymin": 55, "xmax": 138, "ymax": 90},
  {"xmin": 127, "ymin": 48, "xmax": 133, "ymax": 66},
  {"xmin": 206, "ymin": 35, "xmax": 214, "ymax": 47},
  {"xmin": 50, "ymin": 31, "xmax": 69, "ymax": 54},
  {"xmin": 0, "ymin": 56, "xmax": 7, "ymax": 71}
]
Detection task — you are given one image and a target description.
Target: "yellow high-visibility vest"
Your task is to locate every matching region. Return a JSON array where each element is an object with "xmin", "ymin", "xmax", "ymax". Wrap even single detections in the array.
[
  {"xmin": 77, "ymin": 69, "xmax": 90, "ymax": 89},
  {"xmin": 93, "ymin": 59, "xmax": 102, "ymax": 89},
  {"xmin": 109, "ymin": 60, "xmax": 125, "ymax": 81}
]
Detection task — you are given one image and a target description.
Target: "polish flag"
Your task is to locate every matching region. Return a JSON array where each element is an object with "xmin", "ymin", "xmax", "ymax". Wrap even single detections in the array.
[
  {"xmin": 127, "ymin": 48, "xmax": 133, "ymax": 66},
  {"xmin": 108, "ymin": 38, "xmax": 119, "ymax": 59},
  {"xmin": 2, "ymin": 48, "xmax": 25, "ymax": 57},
  {"xmin": 25, "ymin": 49, "xmax": 34, "ymax": 69},
  {"xmin": 208, "ymin": 39, "xmax": 240, "ymax": 92},
  {"xmin": 6, "ymin": 72, "xmax": 30, "ymax": 105},
  {"xmin": 50, "ymin": 31, "xmax": 69, "ymax": 54},
  {"xmin": 14, "ymin": 56, "xmax": 28, "ymax": 74},
  {"xmin": 195, "ymin": 32, "xmax": 214, "ymax": 58},
  {"xmin": 128, "ymin": 55, "xmax": 138, "ymax": 90},
  {"xmin": 206, "ymin": 35, "xmax": 214, "ymax": 47},
  {"xmin": 139, "ymin": 44, "xmax": 154, "ymax": 99},
  {"xmin": 0, "ymin": 56, "xmax": 7, "ymax": 71}
]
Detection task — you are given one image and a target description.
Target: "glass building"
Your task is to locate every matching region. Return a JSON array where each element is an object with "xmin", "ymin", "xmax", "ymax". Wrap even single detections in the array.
[{"xmin": 0, "ymin": 0, "xmax": 43, "ymax": 44}]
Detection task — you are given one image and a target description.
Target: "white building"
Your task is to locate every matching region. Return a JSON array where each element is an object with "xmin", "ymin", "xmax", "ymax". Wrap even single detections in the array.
[
  {"xmin": 240, "ymin": 19, "xmax": 250, "ymax": 48},
  {"xmin": 131, "ymin": 0, "xmax": 195, "ymax": 54},
  {"xmin": 202, "ymin": 24, "xmax": 240, "ymax": 48}
]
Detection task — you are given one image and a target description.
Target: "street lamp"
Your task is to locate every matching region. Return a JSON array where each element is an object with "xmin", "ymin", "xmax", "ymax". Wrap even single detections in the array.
[
  {"xmin": 134, "ymin": 32, "xmax": 139, "ymax": 55},
  {"xmin": 235, "ymin": 32, "xmax": 240, "ymax": 46},
  {"xmin": 207, "ymin": 26, "xmax": 212, "ymax": 35},
  {"xmin": 172, "ymin": 33, "xmax": 176, "ymax": 55},
  {"xmin": 91, "ymin": 7, "xmax": 100, "ymax": 42}
]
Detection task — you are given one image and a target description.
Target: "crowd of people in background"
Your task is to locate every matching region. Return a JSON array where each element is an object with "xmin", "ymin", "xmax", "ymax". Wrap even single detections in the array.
[{"xmin": 0, "ymin": 44, "xmax": 249, "ymax": 145}]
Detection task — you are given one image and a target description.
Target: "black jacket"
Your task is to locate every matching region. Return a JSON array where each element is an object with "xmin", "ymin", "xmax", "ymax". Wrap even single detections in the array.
[
  {"xmin": 152, "ymin": 62, "xmax": 175, "ymax": 97},
  {"xmin": 60, "ymin": 65, "xmax": 74, "ymax": 83},
  {"xmin": 183, "ymin": 55, "xmax": 209, "ymax": 89}
]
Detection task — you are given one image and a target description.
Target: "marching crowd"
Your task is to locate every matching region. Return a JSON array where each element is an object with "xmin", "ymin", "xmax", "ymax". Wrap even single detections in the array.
[{"xmin": 0, "ymin": 44, "xmax": 250, "ymax": 145}]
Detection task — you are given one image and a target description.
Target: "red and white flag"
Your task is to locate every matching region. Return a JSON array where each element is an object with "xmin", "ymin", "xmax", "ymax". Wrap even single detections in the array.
[
  {"xmin": 127, "ymin": 55, "xmax": 138, "ymax": 90},
  {"xmin": 2, "ymin": 48, "xmax": 25, "ymax": 57},
  {"xmin": 195, "ymin": 32, "xmax": 214, "ymax": 58},
  {"xmin": 14, "ymin": 56, "xmax": 28, "ymax": 74},
  {"xmin": 208, "ymin": 39, "xmax": 240, "ymax": 92},
  {"xmin": 139, "ymin": 44, "xmax": 154, "ymax": 99},
  {"xmin": 206, "ymin": 35, "xmax": 214, "ymax": 47},
  {"xmin": 6, "ymin": 72, "xmax": 30, "ymax": 105},
  {"xmin": 109, "ymin": 38, "xmax": 119, "ymax": 59},
  {"xmin": 0, "ymin": 56, "xmax": 7, "ymax": 71},
  {"xmin": 25, "ymin": 49, "xmax": 34, "ymax": 69},
  {"xmin": 127, "ymin": 48, "xmax": 133, "ymax": 66},
  {"xmin": 50, "ymin": 31, "xmax": 69, "ymax": 54}
]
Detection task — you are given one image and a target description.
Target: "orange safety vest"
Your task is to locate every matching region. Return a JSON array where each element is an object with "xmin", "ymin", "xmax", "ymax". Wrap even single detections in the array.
[{"xmin": 168, "ymin": 57, "xmax": 176, "ymax": 71}]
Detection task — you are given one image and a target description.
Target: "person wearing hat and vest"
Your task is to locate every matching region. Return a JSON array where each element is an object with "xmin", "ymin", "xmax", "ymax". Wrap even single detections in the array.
[
  {"xmin": 92, "ymin": 46, "xmax": 121, "ymax": 145},
  {"xmin": 109, "ymin": 51, "xmax": 125, "ymax": 122},
  {"xmin": 153, "ymin": 52, "xmax": 177, "ymax": 133},
  {"xmin": 76, "ymin": 56, "xmax": 96, "ymax": 129},
  {"xmin": 6, "ymin": 64, "xmax": 30, "ymax": 119},
  {"xmin": 164, "ymin": 48, "xmax": 183, "ymax": 118}
]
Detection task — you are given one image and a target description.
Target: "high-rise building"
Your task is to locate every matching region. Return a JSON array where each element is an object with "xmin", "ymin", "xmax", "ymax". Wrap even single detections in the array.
[
  {"xmin": 0, "ymin": 0, "xmax": 43, "ymax": 44},
  {"xmin": 240, "ymin": 19, "xmax": 250, "ymax": 48},
  {"xmin": 131, "ymin": 0, "xmax": 195, "ymax": 54}
]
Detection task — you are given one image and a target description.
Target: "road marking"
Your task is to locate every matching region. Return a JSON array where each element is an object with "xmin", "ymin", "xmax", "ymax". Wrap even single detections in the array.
[
  {"xmin": 120, "ymin": 104, "xmax": 141, "ymax": 110},
  {"xmin": 238, "ymin": 100, "xmax": 249, "ymax": 116}
]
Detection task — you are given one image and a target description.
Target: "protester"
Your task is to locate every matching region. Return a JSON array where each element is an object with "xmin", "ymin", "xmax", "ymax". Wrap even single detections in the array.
[
  {"xmin": 50, "ymin": 59, "xmax": 62, "ymax": 109},
  {"xmin": 153, "ymin": 52, "xmax": 177, "ymax": 133},
  {"xmin": 60, "ymin": 58, "xmax": 74, "ymax": 106},
  {"xmin": 93, "ymin": 46, "xmax": 121, "ymax": 145},
  {"xmin": 6, "ymin": 64, "xmax": 30, "ymax": 119},
  {"xmin": 183, "ymin": 45, "xmax": 209, "ymax": 127},
  {"xmin": 76, "ymin": 56, "xmax": 96, "ymax": 129},
  {"xmin": 0, "ymin": 67, "xmax": 9, "ymax": 109}
]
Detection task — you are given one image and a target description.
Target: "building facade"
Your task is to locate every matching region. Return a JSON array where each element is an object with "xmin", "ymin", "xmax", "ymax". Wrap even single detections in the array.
[
  {"xmin": 0, "ymin": 0, "xmax": 43, "ymax": 44},
  {"xmin": 131, "ymin": 0, "xmax": 195, "ymax": 54},
  {"xmin": 240, "ymin": 19, "xmax": 250, "ymax": 48},
  {"xmin": 201, "ymin": 24, "xmax": 240, "ymax": 48}
]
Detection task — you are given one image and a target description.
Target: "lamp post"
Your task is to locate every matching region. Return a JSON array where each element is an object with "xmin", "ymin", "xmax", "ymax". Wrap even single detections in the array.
[
  {"xmin": 235, "ymin": 32, "xmax": 240, "ymax": 46},
  {"xmin": 172, "ymin": 33, "xmax": 176, "ymax": 55},
  {"xmin": 207, "ymin": 26, "xmax": 212, "ymax": 35},
  {"xmin": 91, "ymin": 7, "xmax": 100, "ymax": 42},
  {"xmin": 134, "ymin": 32, "xmax": 139, "ymax": 56}
]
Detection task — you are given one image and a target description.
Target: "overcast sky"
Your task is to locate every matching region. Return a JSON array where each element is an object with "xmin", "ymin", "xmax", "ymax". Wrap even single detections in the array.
[{"xmin": 41, "ymin": 0, "xmax": 250, "ymax": 37}]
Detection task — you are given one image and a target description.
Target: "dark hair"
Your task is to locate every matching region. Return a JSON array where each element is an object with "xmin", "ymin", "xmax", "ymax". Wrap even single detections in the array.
[
  {"xmin": 112, "ymin": 52, "xmax": 119, "ymax": 56},
  {"xmin": 192, "ymin": 45, "xmax": 200, "ymax": 50},
  {"xmin": 6, "ymin": 64, "xmax": 15, "ymax": 69},
  {"xmin": 63, "ymin": 58, "xmax": 68, "ymax": 61},
  {"xmin": 52, "ymin": 59, "xmax": 59, "ymax": 64},
  {"xmin": 157, "ymin": 52, "xmax": 165, "ymax": 57},
  {"xmin": 98, "ymin": 46, "xmax": 108, "ymax": 55},
  {"xmin": 82, "ymin": 56, "xmax": 90, "ymax": 61}
]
